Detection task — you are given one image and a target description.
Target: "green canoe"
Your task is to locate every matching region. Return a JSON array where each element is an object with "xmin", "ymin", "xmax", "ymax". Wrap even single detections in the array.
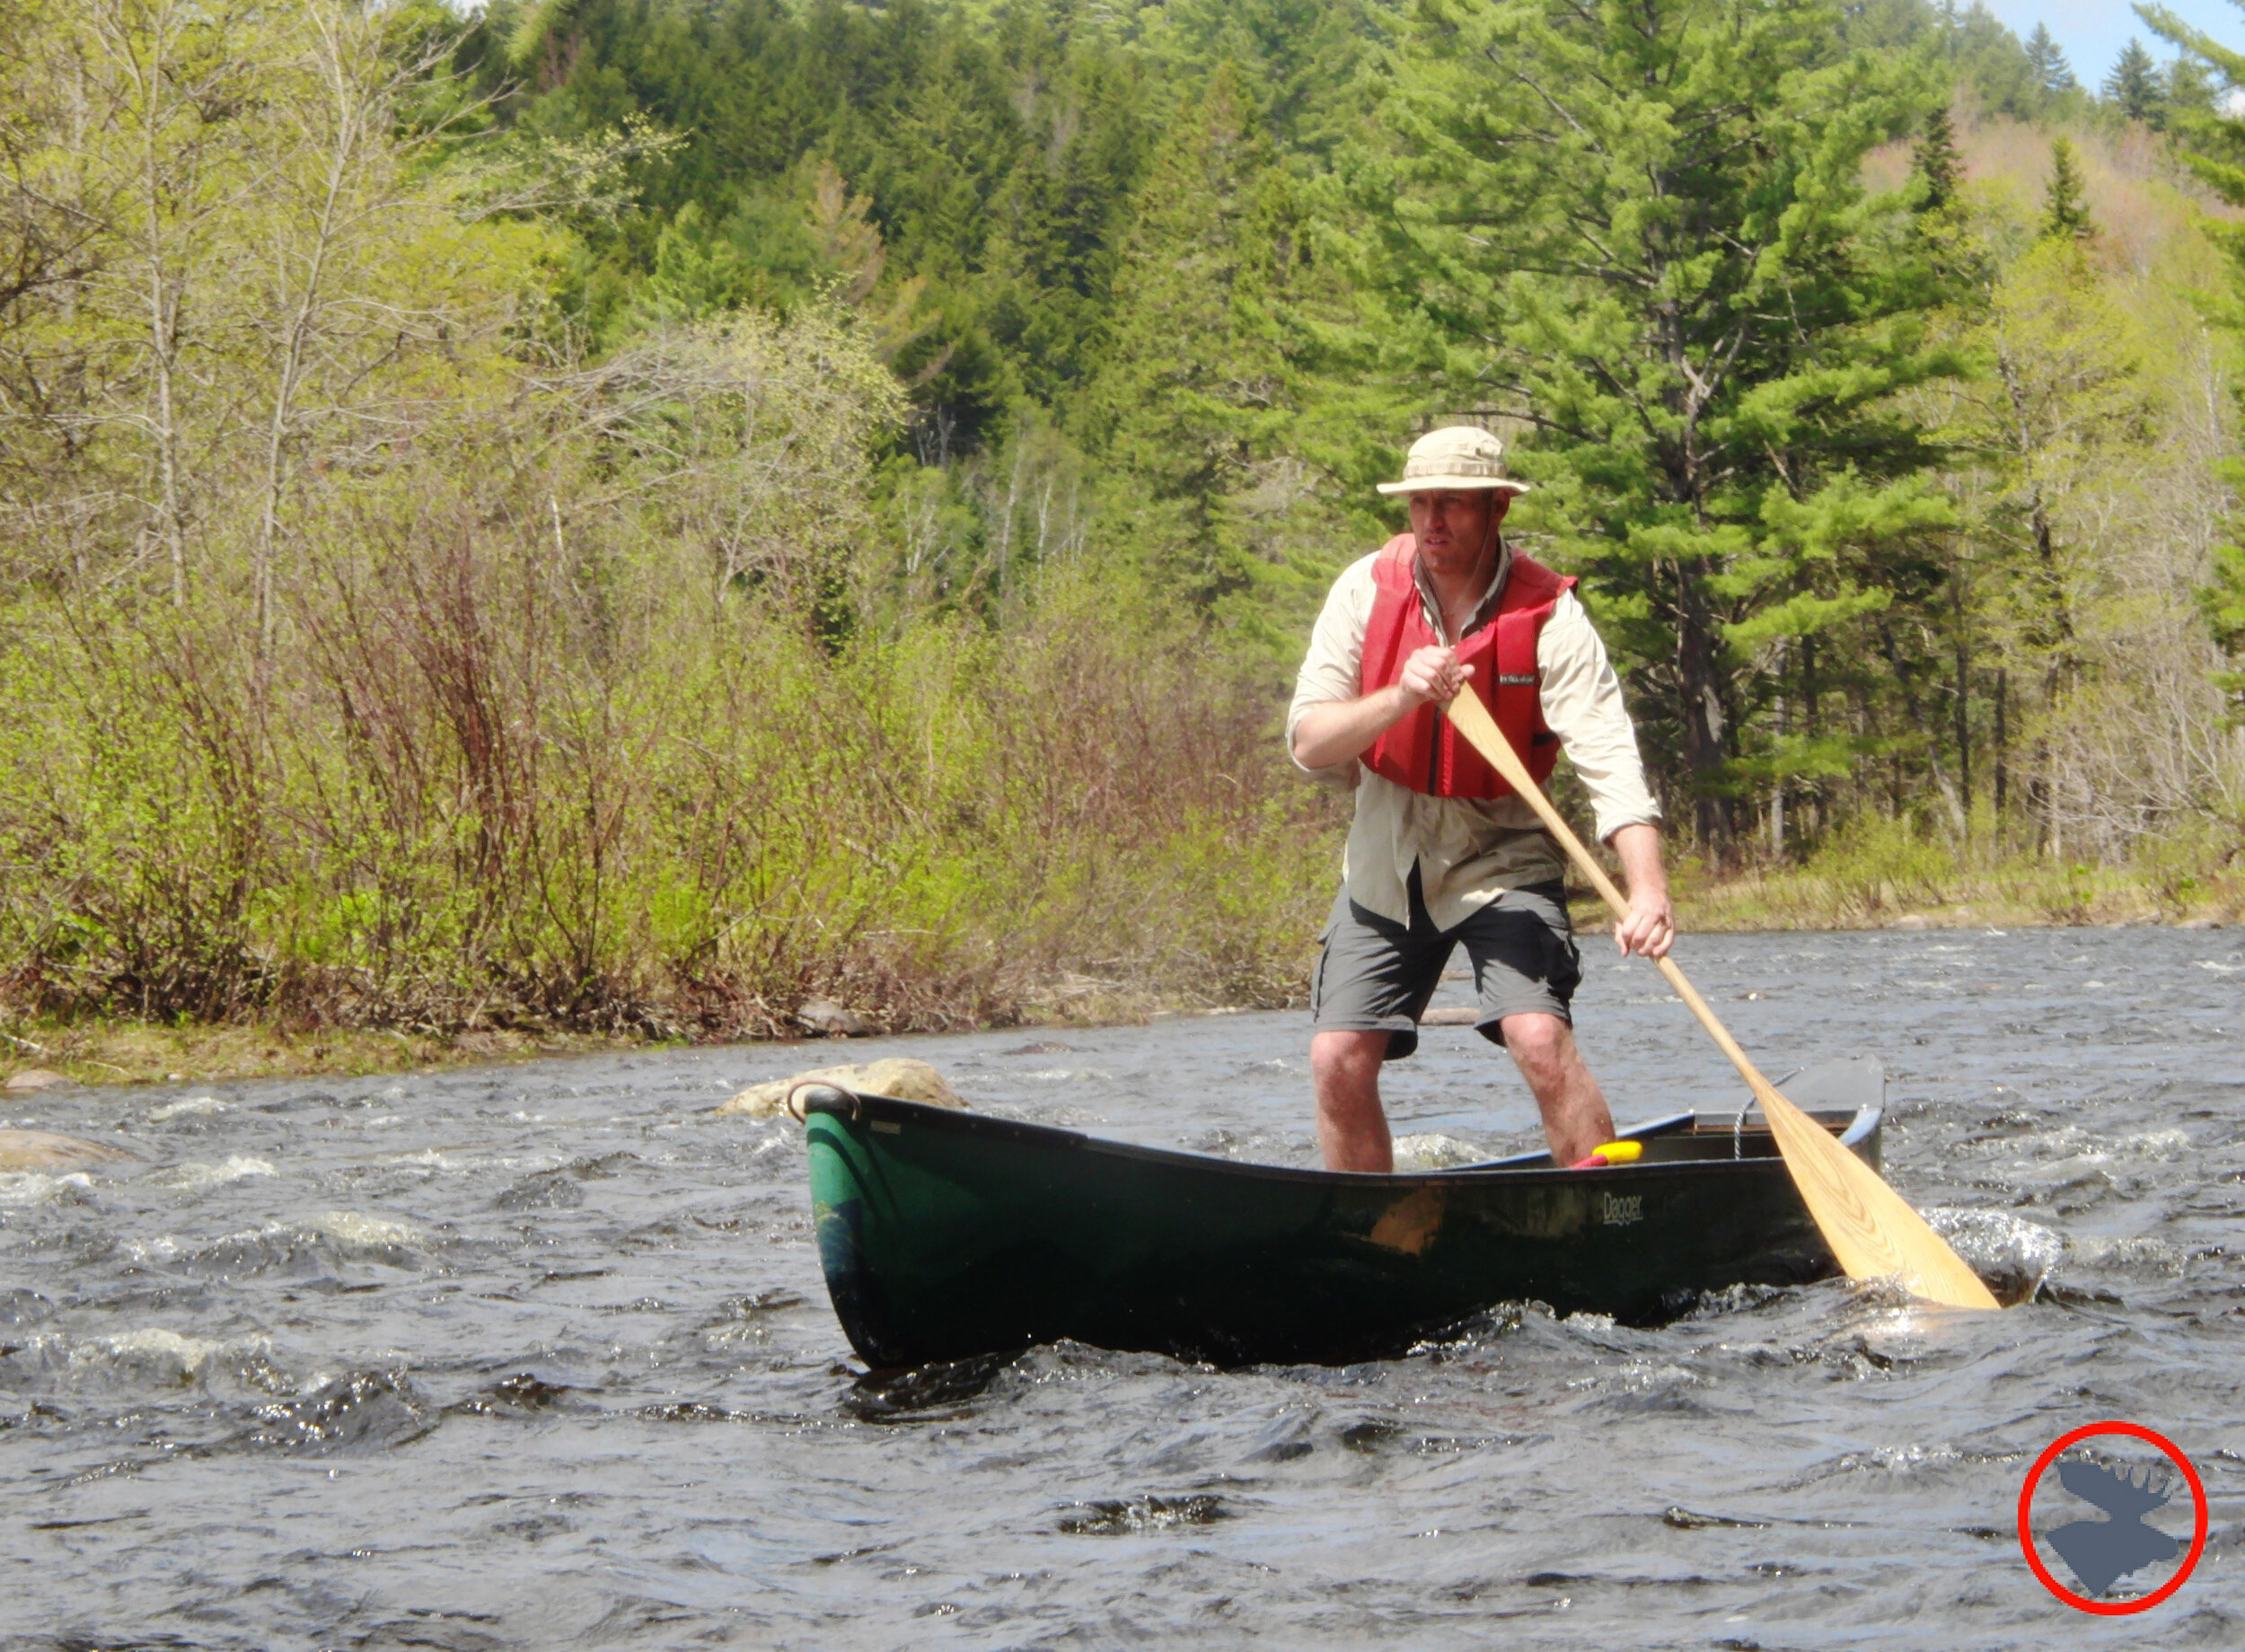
[{"xmin": 804, "ymin": 1057, "xmax": 1884, "ymax": 1369}]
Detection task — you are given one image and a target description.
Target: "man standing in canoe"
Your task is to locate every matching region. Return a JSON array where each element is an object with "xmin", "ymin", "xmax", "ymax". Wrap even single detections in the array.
[{"xmin": 1290, "ymin": 426, "xmax": 1674, "ymax": 1172}]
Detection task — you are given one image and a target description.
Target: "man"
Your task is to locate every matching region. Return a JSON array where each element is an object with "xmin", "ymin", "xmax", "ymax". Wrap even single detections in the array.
[{"xmin": 1289, "ymin": 426, "xmax": 1674, "ymax": 1172}]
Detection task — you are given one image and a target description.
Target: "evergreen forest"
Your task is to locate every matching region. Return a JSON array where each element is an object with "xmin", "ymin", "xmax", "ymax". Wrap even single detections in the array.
[{"xmin": 4, "ymin": 0, "xmax": 2245, "ymax": 1053}]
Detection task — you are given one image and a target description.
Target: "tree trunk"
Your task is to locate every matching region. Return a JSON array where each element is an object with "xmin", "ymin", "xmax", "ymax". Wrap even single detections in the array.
[
  {"xmin": 1768, "ymin": 637, "xmax": 1787, "ymax": 860},
  {"xmin": 1675, "ymin": 558, "xmax": 1730, "ymax": 851},
  {"xmin": 1993, "ymin": 666, "xmax": 2008, "ymax": 820},
  {"xmin": 1876, "ymin": 618, "xmax": 1965, "ymax": 836},
  {"xmin": 1801, "ymin": 634, "xmax": 1820, "ymax": 837},
  {"xmin": 1950, "ymin": 567, "xmax": 1971, "ymax": 836}
]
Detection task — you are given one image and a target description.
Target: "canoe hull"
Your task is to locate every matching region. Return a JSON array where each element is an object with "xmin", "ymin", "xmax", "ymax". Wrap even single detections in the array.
[{"xmin": 805, "ymin": 1060, "xmax": 1884, "ymax": 1369}]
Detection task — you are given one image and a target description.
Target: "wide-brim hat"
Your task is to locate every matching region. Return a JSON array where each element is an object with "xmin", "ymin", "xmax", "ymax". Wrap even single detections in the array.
[{"xmin": 1376, "ymin": 425, "xmax": 1533, "ymax": 496}]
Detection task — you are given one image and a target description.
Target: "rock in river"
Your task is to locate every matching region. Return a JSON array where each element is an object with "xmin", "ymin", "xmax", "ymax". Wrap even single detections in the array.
[
  {"xmin": 718, "ymin": 1058, "xmax": 964, "ymax": 1120},
  {"xmin": 796, "ymin": 997, "xmax": 872, "ymax": 1036},
  {"xmin": 0, "ymin": 1129, "xmax": 131, "ymax": 1171}
]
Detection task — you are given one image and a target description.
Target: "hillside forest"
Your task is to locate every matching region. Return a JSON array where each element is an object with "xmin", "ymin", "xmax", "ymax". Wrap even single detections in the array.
[{"xmin": 4, "ymin": 0, "xmax": 2245, "ymax": 1053}]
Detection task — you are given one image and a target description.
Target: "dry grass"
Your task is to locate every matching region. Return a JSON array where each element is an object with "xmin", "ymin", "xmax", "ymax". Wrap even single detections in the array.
[
  {"xmin": 0, "ymin": 971, "xmax": 1314, "ymax": 1090},
  {"xmin": 1642, "ymin": 828, "xmax": 2245, "ymax": 934},
  {"xmin": 0, "ymin": 1019, "xmax": 644, "ymax": 1088}
]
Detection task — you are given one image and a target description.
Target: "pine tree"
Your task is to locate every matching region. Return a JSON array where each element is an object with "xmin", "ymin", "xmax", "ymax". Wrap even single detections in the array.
[
  {"xmin": 2165, "ymin": 55, "xmax": 2216, "ymax": 120},
  {"xmin": 2139, "ymin": 5, "xmax": 2245, "ymax": 714},
  {"xmin": 1373, "ymin": 0, "xmax": 1956, "ymax": 848},
  {"xmin": 1914, "ymin": 102, "xmax": 1963, "ymax": 211},
  {"xmin": 1941, "ymin": 4, "xmax": 2045, "ymax": 120},
  {"xmin": 2025, "ymin": 23, "xmax": 2077, "ymax": 98},
  {"xmin": 1081, "ymin": 68, "xmax": 1311, "ymax": 607},
  {"xmin": 2104, "ymin": 38, "xmax": 2160, "ymax": 122},
  {"xmin": 2042, "ymin": 136, "xmax": 2092, "ymax": 241},
  {"xmin": 1148, "ymin": 0, "xmax": 1379, "ymax": 158},
  {"xmin": 2201, "ymin": 532, "xmax": 2245, "ymax": 721}
]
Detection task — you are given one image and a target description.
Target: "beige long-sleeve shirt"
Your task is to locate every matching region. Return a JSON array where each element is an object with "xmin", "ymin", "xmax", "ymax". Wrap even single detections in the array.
[{"xmin": 1287, "ymin": 542, "xmax": 1661, "ymax": 930}]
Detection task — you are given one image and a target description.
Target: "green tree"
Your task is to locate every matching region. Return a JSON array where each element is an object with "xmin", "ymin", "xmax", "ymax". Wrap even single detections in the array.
[
  {"xmin": 2200, "ymin": 532, "xmax": 2245, "ymax": 720},
  {"xmin": 2163, "ymin": 52, "xmax": 2216, "ymax": 124},
  {"xmin": 491, "ymin": 0, "xmax": 1133, "ymax": 453},
  {"xmin": 2042, "ymin": 136, "xmax": 2093, "ymax": 241},
  {"xmin": 2025, "ymin": 22, "xmax": 2076, "ymax": 97},
  {"xmin": 1915, "ymin": 101, "xmax": 1964, "ymax": 211},
  {"xmin": 2104, "ymin": 37, "xmax": 2160, "ymax": 121},
  {"xmin": 2140, "ymin": 3, "xmax": 2245, "ymax": 718},
  {"xmin": 1143, "ymin": 0, "xmax": 1381, "ymax": 157},
  {"xmin": 975, "ymin": 28, "xmax": 1151, "ymax": 410},
  {"xmin": 1943, "ymin": 3, "xmax": 2047, "ymax": 120},
  {"xmin": 1080, "ymin": 68, "xmax": 1326, "ymax": 619},
  {"xmin": 1369, "ymin": 0, "xmax": 1956, "ymax": 847}
]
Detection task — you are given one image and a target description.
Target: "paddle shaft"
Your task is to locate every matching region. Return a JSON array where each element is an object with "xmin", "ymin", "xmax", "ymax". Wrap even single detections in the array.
[
  {"xmin": 1434, "ymin": 695, "xmax": 1761, "ymax": 1091},
  {"xmin": 1440, "ymin": 687, "xmax": 1998, "ymax": 1308}
]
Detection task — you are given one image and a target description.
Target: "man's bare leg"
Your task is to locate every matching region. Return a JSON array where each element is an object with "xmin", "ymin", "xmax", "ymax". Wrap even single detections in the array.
[
  {"xmin": 1317, "ymin": 1017, "xmax": 1612, "ymax": 1171},
  {"xmin": 1499, "ymin": 1012, "xmax": 1616, "ymax": 1164},
  {"xmin": 1312, "ymin": 1029, "xmax": 1394, "ymax": 1172}
]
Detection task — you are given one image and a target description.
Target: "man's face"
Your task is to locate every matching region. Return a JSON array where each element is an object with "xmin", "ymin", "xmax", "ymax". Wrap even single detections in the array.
[{"xmin": 1408, "ymin": 489, "xmax": 1504, "ymax": 563}]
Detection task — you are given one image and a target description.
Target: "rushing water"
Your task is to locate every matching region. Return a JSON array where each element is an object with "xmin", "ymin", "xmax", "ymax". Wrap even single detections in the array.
[{"xmin": 4, "ymin": 928, "xmax": 2243, "ymax": 1648}]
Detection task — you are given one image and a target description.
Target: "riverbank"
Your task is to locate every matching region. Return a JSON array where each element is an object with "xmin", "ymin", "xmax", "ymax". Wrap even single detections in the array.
[
  {"xmin": 1659, "ymin": 825, "xmax": 2245, "ymax": 934},
  {"xmin": 0, "ymin": 1023, "xmax": 659, "ymax": 1093},
  {"xmin": 5, "ymin": 855, "xmax": 2237, "ymax": 1091},
  {"xmin": 0, "ymin": 971, "xmax": 1305, "ymax": 1090}
]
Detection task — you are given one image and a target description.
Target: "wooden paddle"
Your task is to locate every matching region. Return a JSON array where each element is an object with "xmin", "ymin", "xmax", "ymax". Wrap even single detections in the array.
[{"xmin": 1443, "ymin": 687, "xmax": 1999, "ymax": 1311}]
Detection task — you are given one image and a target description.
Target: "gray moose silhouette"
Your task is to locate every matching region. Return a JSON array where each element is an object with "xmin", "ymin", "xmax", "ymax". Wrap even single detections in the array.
[{"xmin": 2046, "ymin": 1457, "xmax": 2182, "ymax": 1598}]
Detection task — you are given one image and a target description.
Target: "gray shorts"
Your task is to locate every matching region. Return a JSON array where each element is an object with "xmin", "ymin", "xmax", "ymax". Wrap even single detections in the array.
[{"xmin": 1310, "ymin": 869, "xmax": 1580, "ymax": 1061}]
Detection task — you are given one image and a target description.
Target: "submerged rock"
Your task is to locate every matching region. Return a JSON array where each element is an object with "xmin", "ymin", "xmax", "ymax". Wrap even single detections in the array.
[
  {"xmin": 718, "ymin": 1057, "xmax": 964, "ymax": 1120},
  {"xmin": 233, "ymin": 1368, "xmax": 439, "ymax": 1455},
  {"xmin": 0, "ymin": 1129, "xmax": 130, "ymax": 1171}
]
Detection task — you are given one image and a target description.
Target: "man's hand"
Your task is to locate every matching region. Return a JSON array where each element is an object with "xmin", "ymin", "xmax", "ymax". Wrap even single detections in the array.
[
  {"xmin": 1291, "ymin": 646, "xmax": 1472, "ymax": 770},
  {"xmin": 1398, "ymin": 644, "xmax": 1471, "ymax": 707},
  {"xmin": 1615, "ymin": 888, "xmax": 1676, "ymax": 959},
  {"xmin": 1607, "ymin": 822, "xmax": 1675, "ymax": 959}
]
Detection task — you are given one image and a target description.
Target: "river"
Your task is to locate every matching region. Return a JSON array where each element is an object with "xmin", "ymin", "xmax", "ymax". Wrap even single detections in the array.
[{"xmin": 4, "ymin": 927, "xmax": 2241, "ymax": 1648}]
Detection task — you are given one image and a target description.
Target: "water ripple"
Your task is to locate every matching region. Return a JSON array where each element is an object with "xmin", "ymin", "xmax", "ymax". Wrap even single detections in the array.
[{"xmin": 4, "ymin": 929, "xmax": 2240, "ymax": 1645}]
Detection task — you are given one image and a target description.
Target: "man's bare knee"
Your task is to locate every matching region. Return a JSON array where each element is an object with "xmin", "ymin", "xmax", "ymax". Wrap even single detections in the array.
[
  {"xmin": 1312, "ymin": 1030, "xmax": 1387, "ymax": 1086},
  {"xmin": 1500, "ymin": 1013, "xmax": 1572, "ymax": 1075}
]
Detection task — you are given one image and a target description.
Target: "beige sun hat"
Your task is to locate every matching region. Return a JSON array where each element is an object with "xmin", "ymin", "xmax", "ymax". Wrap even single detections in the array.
[{"xmin": 1375, "ymin": 425, "xmax": 1533, "ymax": 496}]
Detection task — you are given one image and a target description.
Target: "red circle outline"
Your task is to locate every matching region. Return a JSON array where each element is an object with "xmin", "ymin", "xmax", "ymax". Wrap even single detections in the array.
[{"xmin": 2017, "ymin": 1421, "xmax": 2208, "ymax": 1614}]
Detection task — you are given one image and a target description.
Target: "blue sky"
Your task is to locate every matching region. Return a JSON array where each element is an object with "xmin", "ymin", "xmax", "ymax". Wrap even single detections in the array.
[{"xmin": 1980, "ymin": 1, "xmax": 2241, "ymax": 87}]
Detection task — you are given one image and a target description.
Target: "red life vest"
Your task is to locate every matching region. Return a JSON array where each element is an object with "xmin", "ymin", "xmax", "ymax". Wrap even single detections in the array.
[{"xmin": 1357, "ymin": 535, "xmax": 1575, "ymax": 798}]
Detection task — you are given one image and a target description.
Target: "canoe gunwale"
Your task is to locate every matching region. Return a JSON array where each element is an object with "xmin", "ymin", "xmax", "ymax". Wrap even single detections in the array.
[{"xmin": 798, "ymin": 1090, "xmax": 1880, "ymax": 1188}]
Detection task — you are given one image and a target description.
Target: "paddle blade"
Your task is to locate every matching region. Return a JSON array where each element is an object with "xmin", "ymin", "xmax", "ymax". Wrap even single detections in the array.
[
  {"xmin": 1758, "ymin": 1081, "xmax": 1998, "ymax": 1310},
  {"xmin": 1443, "ymin": 679, "xmax": 1997, "ymax": 1309}
]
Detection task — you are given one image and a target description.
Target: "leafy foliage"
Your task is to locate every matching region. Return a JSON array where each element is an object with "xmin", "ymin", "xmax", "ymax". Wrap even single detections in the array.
[
  {"xmin": 0, "ymin": 0, "xmax": 2241, "ymax": 1047},
  {"xmin": 1362, "ymin": 0, "xmax": 1958, "ymax": 838}
]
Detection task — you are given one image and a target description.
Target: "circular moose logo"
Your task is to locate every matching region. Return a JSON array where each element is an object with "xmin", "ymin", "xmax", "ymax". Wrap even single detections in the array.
[{"xmin": 2018, "ymin": 1422, "xmax": 2208, "ymax": 1614}]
